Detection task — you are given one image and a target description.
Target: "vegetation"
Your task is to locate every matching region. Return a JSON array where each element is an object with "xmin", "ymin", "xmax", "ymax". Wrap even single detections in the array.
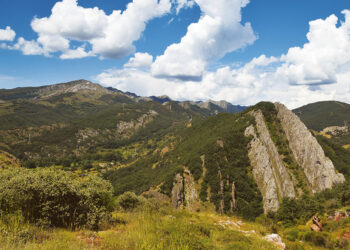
[
  {"xmin": 317, "ymin": 135, "xmax": 350, "ymax": 177},
  {"xmin": 0, "ymin": 193, "xmax": 277, "ymax": 250},
  {"xmin": 105, "ymin": 112, "xmax": 264, "ymax": 220},
  {"xmin": 293, "ymin": 101, "xmax": 350, "ymax": 131},
  {"xmin": 0, "ymin": 168, "xmax": 114, "ymax": 230}
]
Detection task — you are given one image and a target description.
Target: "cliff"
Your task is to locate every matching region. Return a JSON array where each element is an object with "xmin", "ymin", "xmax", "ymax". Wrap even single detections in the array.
[{"xmin": 275, "ymin": 103, "xmax": 345, "ymax": 193}]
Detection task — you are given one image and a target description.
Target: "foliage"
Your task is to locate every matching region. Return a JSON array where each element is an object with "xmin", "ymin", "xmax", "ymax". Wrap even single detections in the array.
[
  {"xmin": 275, "ymin": 182, "xmax": 350, "ymax": 227},
  {"xmin": 105, "ymin": 112, "xmax": 263, "ymax": 219},
  {"xmin": 293, "ymin": 101, "xmax": 350, "ymax": 131},
  {"xmin": 0, "ymin": 168, "xmax": 114, "ymax": 230},
  {"xmin": 316, "ymin": 135, "xmax": 350, "ymax": 177},
  {"xmin": 116, "ymin": 192, "xmax": 143, "ymax": 211}
]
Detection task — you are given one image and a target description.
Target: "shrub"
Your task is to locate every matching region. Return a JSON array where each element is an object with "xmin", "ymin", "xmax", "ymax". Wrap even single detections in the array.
[
  {"xmin": 0, "ymin": 168, "xmax": 114, "ymax": 230},
  {"xmin": 117, "ymin": 192, "xmax": 143, "ymax": 211},
  {"xmin": 285, "ymin": 228, "xmax": 299, "ymax": 242}
]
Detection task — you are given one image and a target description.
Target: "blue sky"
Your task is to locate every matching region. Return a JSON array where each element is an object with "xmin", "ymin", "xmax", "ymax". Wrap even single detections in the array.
[{"xmin": 0, "ymin": 0, "xmax": 349, "ymax": 108}]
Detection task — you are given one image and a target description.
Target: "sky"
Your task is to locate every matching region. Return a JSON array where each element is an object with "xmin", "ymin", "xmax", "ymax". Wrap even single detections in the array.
[{"xmin": 0, "ymin": 0, "xmax": 349, "ymax": 108}]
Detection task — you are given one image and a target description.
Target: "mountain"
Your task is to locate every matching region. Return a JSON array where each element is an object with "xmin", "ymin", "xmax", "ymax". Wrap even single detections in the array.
[
  {"xmin": 1, "ymin": 81, "xmax": 348, "ymax": 217},
  {"xmin": 0, "ymin": 80, "xmax": 247, "ymax": 168},
  {"xmin": 293, "ymin": 101, "xmax": 350, "ymax": 149},
  {"xmin": 2, "ymin": 81, "xmax": 350, "ymax": 249},
  {"xmin": 105, "ymin": 101, "xmax": 349, "ymax": 218},
  {"xmin": 293, "ymin": 101, "xmax": 350, "ymax": 131}
]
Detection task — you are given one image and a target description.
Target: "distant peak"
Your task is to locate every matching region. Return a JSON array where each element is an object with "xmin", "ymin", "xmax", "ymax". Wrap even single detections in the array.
[{"xmin": 37, "ymin": 79, "xmax": 107, "ymax": 98}]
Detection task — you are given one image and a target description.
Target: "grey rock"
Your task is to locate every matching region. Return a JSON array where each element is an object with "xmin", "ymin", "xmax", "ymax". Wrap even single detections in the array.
[
  {"xmin": 245, "ymin": 124, "xmax": 280, "ymax": 213},
  {"xmin": 275, "ymin": 103, "xmax": 345, "ymax": 192},
  {"xmin": 250, "ymin": 110, "xmax": 296, "ymax": 199}
]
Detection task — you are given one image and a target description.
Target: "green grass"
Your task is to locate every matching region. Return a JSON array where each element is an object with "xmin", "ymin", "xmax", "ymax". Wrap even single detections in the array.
[{"xmin": 0, "ymin": 207, "xmax": 278, "ymax": 250}]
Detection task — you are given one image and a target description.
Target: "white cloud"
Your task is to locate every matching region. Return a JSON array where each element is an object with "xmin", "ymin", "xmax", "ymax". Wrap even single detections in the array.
[
  {"xmin": 10, "ymin": 37, "xmax": 46, "ymax": 56},
  {"xmin": 0, "ymin": 26, "xmax": 16, "ymax": 41},
  {"xmin": 151, "ymin": 0, "xmax": 256, "ymax": 80},
  {"xmin": 6, "ymin": 0, "xmax": 172, "ymax": 59},
  {"xmin": 60, "ymin": 46, "xmax": 94, "ymax": 59},
  {"xmin": 277, "ymin": 10, "xmax": 350, "ymax": 86},
  {"xmin": 97, "ymin": 10, "xmax": 350, "ymax": 109},
  {"xmin": 125, "ymin": 52, "xmax": 153, "ymax": 68},
  {"xmin": 173, "ymin": 0, "xmax": 195, "ymax": 14}
]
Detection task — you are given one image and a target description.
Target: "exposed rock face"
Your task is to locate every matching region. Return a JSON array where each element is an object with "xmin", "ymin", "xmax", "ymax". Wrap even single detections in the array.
[
  {"xmin": 171, "ymin": 173, "xmax": 185, "ymax": 209},
  {"xmin": 230, "ymin": 182, "xmax": 237, "ymax": 213},
  {"xmin": 275, "ymin": 103, "xmax": 345, "ymax": 192},
  {"xmin": 37, "ymin": 80, "xmax": 108, "ymax": 98},
  {"xmin": 250, "ymin": 110, "xmax": 295, "ymax": 200},
  {"xmin": 322, "ymin": 126, "xmax": 349, "ymax": 136},
  {"xmin": 171, "ymin": 170, "xmax": 200, "ymax": 212},
  {"xmin": 116, "ymin": 110, "xmax": 158, "ymax": 135},
  {"xmin": 245, "ymin": 124, "xmax": 280, "ymax": 213}
]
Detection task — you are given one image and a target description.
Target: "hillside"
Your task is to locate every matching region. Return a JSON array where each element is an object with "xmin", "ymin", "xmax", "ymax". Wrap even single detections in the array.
[
  {"xmin": 105, "ymin": 102, "xmax": 349, "ymax": 218},
  {"xmin": 293, "ymin": 101, "xmax": 350, "ymax": 149},
  {"xmin": 0, "ymin": 80, "xmax": 220, "ymax": 168},
  {"xmin": 2, "ymin": 82, "xmax": 350, "ymax": 249},
  {"xmin": 0, "ymin": 150, "xmax": 20, "ymax": 169},
  {"xmin": 293, "ymin": 101, "xmax": 350, "ymax": 131}
]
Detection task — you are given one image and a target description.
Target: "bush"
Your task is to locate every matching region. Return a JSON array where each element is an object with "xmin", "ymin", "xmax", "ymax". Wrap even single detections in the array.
[
  {"xmin": 117, "ymin": 192, "xmax": 143, "ymax": 211},
  {"xmin": 299, "ymin": 231, "xmax": 334, "ymax": 248},
  {"xmin": 285, "ymin": 228, "xmax": 299, "ymax": 242},
  {"xmin": 0, "ymin": 168, "xmax": 114, "ymax": 230}
]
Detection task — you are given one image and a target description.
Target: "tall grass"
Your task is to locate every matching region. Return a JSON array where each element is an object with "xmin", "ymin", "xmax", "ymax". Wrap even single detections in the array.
[{"xmin": 0, "ymin": 207, "xmax": 277, "ymax": 250}]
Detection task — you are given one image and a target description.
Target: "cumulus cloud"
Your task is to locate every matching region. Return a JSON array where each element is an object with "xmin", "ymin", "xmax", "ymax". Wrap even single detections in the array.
[
  {"xmin": 10, "ymin": 37, "xmax": 46, "ymax": 56},
  {"xmin": 0, "ymin": 26, "xmax": 16, "ymax": 41},
  {"xmin": 151, "ymin": 0, "xmax": 257, "ymax": 80},
  {"xmin": 277, "ymin": 10, "xmax": 350, "ymax": 86},
  {"xmin": 97, "ymin": 10, "xmax": 350, "ymax": 109},
  {"xmin": 5, "ymin": 0, "xmax": 172, "ymax": 59},
  {"xmin": 125, "ymin": 52, "xmax": 153, "ymax": 68}
]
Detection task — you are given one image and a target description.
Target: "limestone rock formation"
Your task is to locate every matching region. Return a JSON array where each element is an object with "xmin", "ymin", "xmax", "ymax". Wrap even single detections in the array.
[
  {"xmin": 263, "ymin": 234, "xmax": 286, "ymax": 249},
  {"xmin": 275, "ymin": 103, "xmax": 345, "ymax": 192},
  {"xmin": 171, "ymin": 173, "xmax": 185, "ymax": 209},
  {"xmin": 116, "ymin": 110, "xmax": 158, "ymax": 135},
  {"xmin": 171, "ymin": 170, "xmax": 200, "ymax": 212},
  {"xmin": 245, "ymin": 124, "xmax": 280, "ymax": 213},
  {"xmin": 250, "ymin": 110, "xmax": 296, "ymax": 199},
  {"xmin": 322, "ymin": 126, "xmax": 349, "ymax": 136}
]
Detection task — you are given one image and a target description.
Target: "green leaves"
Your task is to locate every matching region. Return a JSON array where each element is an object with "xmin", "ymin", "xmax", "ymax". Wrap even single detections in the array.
[{"xmin": 0, "ymin": 168, "xmax": 114, "ymax": 230}]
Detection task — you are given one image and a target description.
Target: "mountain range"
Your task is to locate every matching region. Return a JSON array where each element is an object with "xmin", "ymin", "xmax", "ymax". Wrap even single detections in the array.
[{"xmin": 1, "ymin": 80, "xmax": 350, "ymax": 248}]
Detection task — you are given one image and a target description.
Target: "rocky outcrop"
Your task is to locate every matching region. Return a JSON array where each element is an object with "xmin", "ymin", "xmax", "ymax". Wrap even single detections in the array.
[
  {"xmin": 171, "ymin": 173, "xmax": 185, "ymax": 209},
  {"xmin": 322, "ymin": 126, "xmax": 349, "ymax": 136},
  {"xmin": 245, "ymin": 124, "xmax": 280, "ymax": 213},
  {"xmin": 245, "ymin": 109, "xmax": 297, "ymax": 213},
  {"xmin": 116, "ymin": 110, "xmax": 158, "ymax": 135},
  {"xmin": 37, "ymin": 80, "xmax": 108, "ymax": 98},
  {"xmin": 311, "ymin": 216, "xmax": 323, "ymax": 232},
  {"xmin": 275, "ymin": 103, "xmax": 345, "ymax": 193},
  {"xmin": 263, "ymin": 234, "xmax": 286, "ymax": 249},
  {"xmin": 250, "ymin": 110, "xmax": 296, "ymax": 199},
  {"xmin": 171, "ymin": 169, "xmax": 200, "ymax": 212},
  {"xmin": 230, "ymin": 182, "xmax": 237, "ymax": 213}
]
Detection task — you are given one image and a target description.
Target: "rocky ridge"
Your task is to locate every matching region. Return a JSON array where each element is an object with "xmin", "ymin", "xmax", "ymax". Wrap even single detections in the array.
[
  {"xmin": 275, "ymin": 103, "xmax": 345, "ymax": 193},
  {"xmin": 243, "ymin": 104, "xmax": 345, "ymax": 213}
]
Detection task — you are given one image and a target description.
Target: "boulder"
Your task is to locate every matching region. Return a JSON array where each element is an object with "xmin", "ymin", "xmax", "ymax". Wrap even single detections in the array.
[{"xmin": 263, "ymin": 234, "xmax": 286, "ymax": 249}]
